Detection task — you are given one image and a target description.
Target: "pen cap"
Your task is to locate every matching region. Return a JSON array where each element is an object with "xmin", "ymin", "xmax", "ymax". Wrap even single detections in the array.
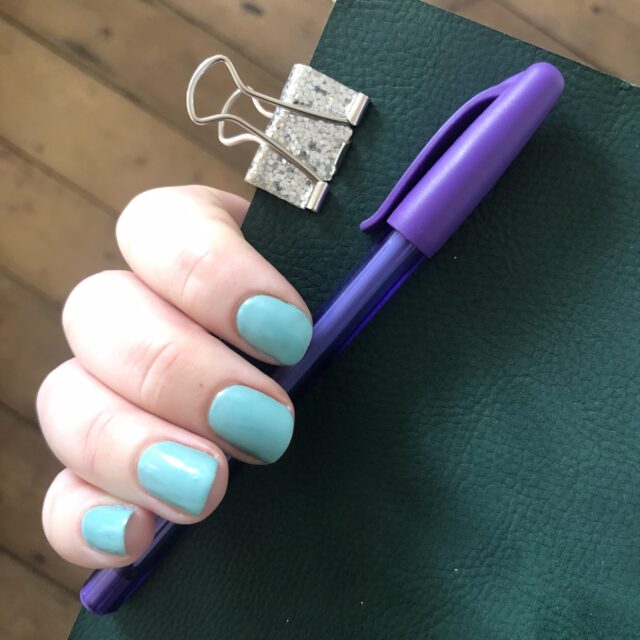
[{"xmin": 360, "ymin": 62, "xmax": 564, "ymax": 256}]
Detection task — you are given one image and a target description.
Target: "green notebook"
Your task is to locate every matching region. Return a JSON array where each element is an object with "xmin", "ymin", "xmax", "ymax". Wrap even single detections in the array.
[{"xmin": 71, "ymin": 1, "xmax": 640, "ymax": 637}]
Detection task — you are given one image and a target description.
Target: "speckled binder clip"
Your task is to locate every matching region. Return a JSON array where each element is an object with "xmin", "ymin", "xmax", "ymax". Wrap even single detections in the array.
[{"xmin": 186, "ymin": 55, "xmax": 369, "ymax": 211}]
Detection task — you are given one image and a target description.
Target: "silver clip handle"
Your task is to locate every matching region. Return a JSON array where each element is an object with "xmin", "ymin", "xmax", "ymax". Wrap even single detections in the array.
[
  {"xmin": 186, "ymin": 55, "xmax": 352, "ymax": 126},
  {"xmin": 186, "ymin": 55, "xmax": 326, "ymax": 187}
]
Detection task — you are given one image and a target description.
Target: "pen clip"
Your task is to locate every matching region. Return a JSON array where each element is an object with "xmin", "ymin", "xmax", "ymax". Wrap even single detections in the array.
[
  {"xmin": 359, "ymin": 63, "xmax": 564, "ymax": 257},
  {"xmin": 359, "ymin": 84, "xmax": 501, "ymax": 234}
]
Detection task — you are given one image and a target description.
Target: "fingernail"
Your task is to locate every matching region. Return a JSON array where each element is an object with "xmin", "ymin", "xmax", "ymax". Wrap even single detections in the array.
[
  {"xmin": 81, "ymin": 504, "xmax": 134, "ymax": 556},
  {"xmin": 236, "ymin": 295, "xmax": 312, "ymax": 365},
  {"xmin": 208, "ymin": 385, "xmax": 294, "ymax": 464},
  {"xmin": 137, "ymin": 442, "xmax": 218, "ymax": 515}
]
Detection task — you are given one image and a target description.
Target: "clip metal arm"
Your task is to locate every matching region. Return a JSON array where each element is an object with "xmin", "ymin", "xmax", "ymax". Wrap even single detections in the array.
[
  {"xmin": 186, "ymin": 55, "xmax": 358, "ymax": 126},
  {"xmin": 186, "ymin": 55, "xmax": 328, "ymax": 207}
]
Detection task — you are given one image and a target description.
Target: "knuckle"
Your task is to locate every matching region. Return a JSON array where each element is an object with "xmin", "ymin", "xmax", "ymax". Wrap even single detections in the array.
[
  {"xmin": 128, "ymin": 336, "xmax": 185, "ymax": 407},
  {"xmin": 37, "ymin": 359, "xmax": 119, "ymax": 477},
  {"xmin": 124, "ymin": 185, "xmax": 216, "ymax": 213},
  {"xmin": 36, "ymin": 368, "xmax": 56, "ymax": 419},
  {"xmin": 119, "ymin": 188, "xmax": 159, "ymax": 222},
  {"xmin": 42, "ymin": 470, "xmax": 64, "ymax": 545},
  {"xmin": 117, "ymin": 187, "xmax": 179, "ymax": 241},
  {"xmin": 181, "ymin": 184, "xmax": 219, "ymax": 203},
  {"xmin": 173, "ymin": 244, "xmax": 217, "ymax": 308},
  {"xmin": 36, "ymin": 360, "xmax": 73, "ymax": 430},
  {"xmin": 80, "ymin": 407, "xmax": 118, "ymax": 478},
  {"xmin": 172, "ymin": 218, "xmax": 236, "ymax": 308},
  {"xmin": 42, "ymin": 469, "xmax": 76, "ymax": 533},
  {"xmin": 62, "ymin": 270, "xmax": 129, "ymax": 333}
]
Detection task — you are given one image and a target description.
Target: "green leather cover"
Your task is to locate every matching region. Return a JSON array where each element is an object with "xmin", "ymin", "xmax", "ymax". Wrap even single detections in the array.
[{"xmin": 70, "ymin": 1, "xmax": 640, "ymax": 637}]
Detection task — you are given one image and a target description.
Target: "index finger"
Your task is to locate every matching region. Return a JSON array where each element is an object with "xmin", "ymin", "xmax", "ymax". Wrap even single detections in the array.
[{"xmin": 116, "ymin": 185, "xmax": 313, "ymax": 366}]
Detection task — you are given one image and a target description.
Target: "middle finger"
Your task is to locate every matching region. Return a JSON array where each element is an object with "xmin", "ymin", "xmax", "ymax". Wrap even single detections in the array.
[{"xmin": 63, "ymin": 270, "xmax": 295, "ymax": 465}]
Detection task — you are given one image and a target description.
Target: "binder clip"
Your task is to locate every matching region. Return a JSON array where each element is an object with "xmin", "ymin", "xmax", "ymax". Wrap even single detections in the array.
[{"xmin": 186, "ymin": 55, "xmax": 369, "ymax": 211}]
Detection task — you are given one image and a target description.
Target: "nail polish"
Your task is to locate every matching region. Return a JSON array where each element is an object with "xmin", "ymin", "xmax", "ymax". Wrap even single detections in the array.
[
  {"xmin": 137, "ymin": 442, "xmax": 218, "ymax": 515},
  {"xmin": 208, "ymin": 385, "xmax": 294, "ymax": 463},
  {"xmin": 81, "ymin": 504, "xmax": 134, "ymax": 556},
  {"xmin": 236, "ymin": 295, "xmax": 312, "ymax": 365}
]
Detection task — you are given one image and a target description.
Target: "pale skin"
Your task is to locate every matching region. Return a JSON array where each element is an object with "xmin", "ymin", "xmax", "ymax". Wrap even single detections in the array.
[{"xmin": 37, "ymin": 185, "xmax": 311, "ymax": 568}]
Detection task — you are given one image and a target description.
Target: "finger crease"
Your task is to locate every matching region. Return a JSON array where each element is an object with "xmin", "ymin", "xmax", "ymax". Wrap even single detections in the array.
[
  {"xmin": 137, "ymin": 340, "xmax": 182, "ymax": 407},
  {"xmin": 176, "ymin": 249, "xmax": 212, "ymax": 309},
  {"xmin": 82, "ymin": 409, "xmax": 117, "ymax": 478}
]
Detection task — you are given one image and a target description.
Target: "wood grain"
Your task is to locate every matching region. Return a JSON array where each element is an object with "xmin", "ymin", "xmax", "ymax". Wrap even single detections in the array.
[
  {"xmin": 428, "ymin": 0, "xmax": 585, "ymax": 63},
  {"xmin": 0, "ymin": 549, "xmax": 78, "ymax": 640},
  {"xmin": 163, "ymin": 0, "xmax": 334, "ymax": 79},
  {"xmin": 0, "ymin": 19, "xmax": 250, "ymax": 215},
  {"xmin": 0, "ymin": 272, "xmax": 70, "ymax": 422},
  {"xmin": 0, "ymin": 141, "xmax": 125, "ymax": 303},
  {"xmin": 0, "ymin": 405, "xmax": 89, "ymax": 592},
  {"xmin": 0, "ymin": 0, "xmax": 284, "ymax": 172},
  {"xmin": 498, "ymin": 0, "xmax": 640, "ymax": 82}
]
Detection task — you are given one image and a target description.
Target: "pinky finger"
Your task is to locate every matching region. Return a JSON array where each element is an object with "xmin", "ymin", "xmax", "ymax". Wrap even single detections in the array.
[{"xmin": 43, "ymin": 469, "xmax": 156, "ymax": 568}]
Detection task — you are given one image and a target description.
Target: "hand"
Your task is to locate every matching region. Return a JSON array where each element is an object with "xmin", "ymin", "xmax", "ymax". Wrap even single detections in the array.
[{"xmin": 36, "ymin": 186, "xmax": 312, "ymax": 567}]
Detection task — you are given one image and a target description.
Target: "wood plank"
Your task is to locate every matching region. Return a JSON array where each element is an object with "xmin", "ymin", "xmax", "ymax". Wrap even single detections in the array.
[
  {"xmin": 498, "ymin": 0, "xmax": 640, "ymax": 82},
  {"xmin": 0, "ymin": 0, "xmax": 284, "ymax": 172},
  {"xmin": 0, "ymin": 141, "xmax": 126, "ymax": 304},
  {"xmin": 0, "ymin": 19, "xmax": 250, "ymax": 215},
  {"xmin": 163, "ymin": 0, "xmax": 334, "ymax": 79},
  {"xmin": 0, "ymin": 405, "xmax": 89, "ymax": 593},
  {"xmin": 0, "ymin": 550, "xmax": 78, "ymax": 640},
  {"xmin": 427, "ymin": 0, "xmax": 585, "ymax": 63},
  {"xmin": 0, "ymin": 272, "xmax": 70, "ymax": 421}
]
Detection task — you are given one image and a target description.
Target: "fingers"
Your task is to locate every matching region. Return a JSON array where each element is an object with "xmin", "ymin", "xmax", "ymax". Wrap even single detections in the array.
[
  {"xmin": 41, "ymin": 185, "xmax": 308, "ymax": 570},
  {"xmin": 116, "ymin": 185, "xmax": 313, "ymax": 366},
  {"xmin": 62, "ymin": 270, "xmax": 294, "ymax": 464},
  {"xmin": 37, "ymin": 360, "xmax": 229, "ymax": 523},
  {"xmin": 42, "ymin": 469, "xmax": 156, "ymax": 568}
]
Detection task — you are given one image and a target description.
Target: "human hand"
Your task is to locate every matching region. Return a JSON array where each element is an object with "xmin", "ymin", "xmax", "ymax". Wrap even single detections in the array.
[{"xmin": 37, "ymin": 186, "xmax": 312, "ymax": 567}]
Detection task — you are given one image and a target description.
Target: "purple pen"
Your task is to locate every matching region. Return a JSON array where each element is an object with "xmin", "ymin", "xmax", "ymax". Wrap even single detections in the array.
[{"xmin": 81, "ymin": 62, "xmax": 563, "ymax": 614}]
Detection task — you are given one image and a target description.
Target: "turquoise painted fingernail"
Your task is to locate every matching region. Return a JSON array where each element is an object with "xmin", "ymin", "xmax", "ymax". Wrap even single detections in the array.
[
  {"xmin": 236, "ymin": 295, "xmax": 312, "ymax": 365},
  {"xmin": 208, "ymin": 385, "xmax": 294, "ymax": 464},
  {"xmin": 137, "ymin": 442, "xmax": 218, "ymax": 515},
  {"xmin": 81, "ymin": 505, "xmax": 134, "ymax": 556}
]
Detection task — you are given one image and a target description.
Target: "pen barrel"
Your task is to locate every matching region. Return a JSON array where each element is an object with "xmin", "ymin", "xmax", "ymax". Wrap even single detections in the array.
[{"xmin": 274, "ymin": 230, "xmax": 424, "ymax": 394}]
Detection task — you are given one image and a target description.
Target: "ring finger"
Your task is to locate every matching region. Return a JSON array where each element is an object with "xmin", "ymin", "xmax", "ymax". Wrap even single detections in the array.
[{"xmin": 37, "ymin": 360, "xmax": 229, "ymax": 523}]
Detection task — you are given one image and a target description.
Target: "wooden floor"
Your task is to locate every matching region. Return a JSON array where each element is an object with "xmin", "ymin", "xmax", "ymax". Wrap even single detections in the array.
[{"xmin": 0, "ymin": 0, "xmax": 637, "ymax": 638}]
